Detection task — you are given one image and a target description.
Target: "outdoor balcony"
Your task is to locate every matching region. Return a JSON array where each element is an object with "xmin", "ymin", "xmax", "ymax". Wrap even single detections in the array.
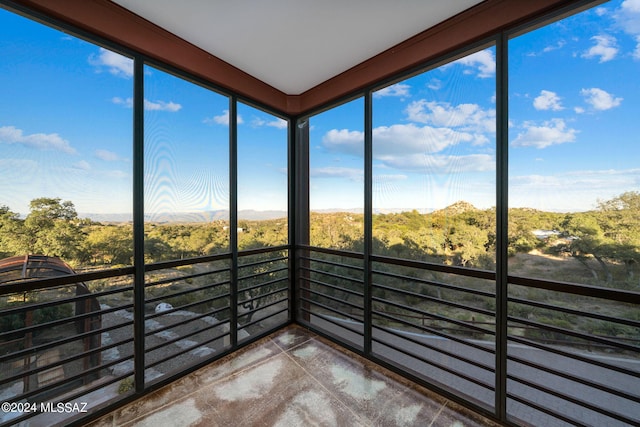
[
  {"xmin": 86, "ymin": 325, "xmax": 498, "ymax": 427},
  {"xmin": 1, "ymin": 0, "xmax": 639, "ymax": 426}
]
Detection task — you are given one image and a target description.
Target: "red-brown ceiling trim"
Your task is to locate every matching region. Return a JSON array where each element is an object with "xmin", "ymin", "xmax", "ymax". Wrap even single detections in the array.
[
  {"xmin": 294, "ymin": 0, "xmax": 584, "ymax": 115},
  {"xmin": 10, "ymin": 0, "xmax": 585, "ymax": 117}
]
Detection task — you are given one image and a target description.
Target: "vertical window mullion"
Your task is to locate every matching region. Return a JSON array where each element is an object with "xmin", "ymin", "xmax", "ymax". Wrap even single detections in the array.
[
  {"xmin": 495, "ymin": 32, "xmax": 509, "ymax": 422},
  {"xmin": 133, "ymin": 55, "xmax": 145, "ymax": 393},
  {"xmin": 230, "ymin": 96, "xmax": 238, "ymax": 348}
]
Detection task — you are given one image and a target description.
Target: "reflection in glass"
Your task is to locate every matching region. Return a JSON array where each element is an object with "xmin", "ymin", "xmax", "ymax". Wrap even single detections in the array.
[
  {"xmin": 308, "ymin": 97, "xmax": 364, "ymax": 250},
  {"xmin": 372, "ymin": 47, "xmax": 497, "ymax": 271},
  {"xmin": 237, "ymin": 102, "xmax": 288, "ymax": 249},
  {"xmin": 144, "ymin": 66, "xmax": 230, "ymax": 260}
]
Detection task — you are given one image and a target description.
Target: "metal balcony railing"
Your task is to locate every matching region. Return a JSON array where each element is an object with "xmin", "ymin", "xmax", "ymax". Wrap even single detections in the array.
[
  {"xmin": 0, "ymin": 247, "xmax": 290, "ymax": 427},
  {"xmin": 296, "ymin": 246, "xmax": 640, "ymax": 427}
]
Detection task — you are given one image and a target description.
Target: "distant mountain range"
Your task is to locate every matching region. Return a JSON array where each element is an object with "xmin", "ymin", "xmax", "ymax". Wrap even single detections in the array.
[
  {"xmin": 81, "ymin": 209, "xmax": 288, "ymax": 223},
  {"xmin": 81, "ymin": 202, "xmax": 480, "ymax": 223}
]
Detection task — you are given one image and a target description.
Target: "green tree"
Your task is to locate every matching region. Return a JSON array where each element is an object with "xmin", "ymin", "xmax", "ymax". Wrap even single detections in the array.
[
  {"xmin": 0, "ymin": 205, "xmax": 25, "ymax": 257},
  {"xmin": 11, "ymin": 198, "xmax": 88, "ymax": 262}
]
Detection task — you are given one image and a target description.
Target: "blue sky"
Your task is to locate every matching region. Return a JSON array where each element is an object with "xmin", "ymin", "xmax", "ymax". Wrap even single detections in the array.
[
  {"xmin": 0, "ymin": 0, "xmax": 638, "ymax": 218},
  {"xmin": 309, "ymin": 0, "xmax": 640, "ymax": 213},
  {"xmin": 0, "ymin": 7, "xmax": 287, "ymax": 218}
]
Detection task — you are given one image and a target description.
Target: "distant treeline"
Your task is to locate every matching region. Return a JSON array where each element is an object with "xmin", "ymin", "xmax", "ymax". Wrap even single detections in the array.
[{"xmin": 1, "ymin": 192, "xmax": 638, "ymax": 288}]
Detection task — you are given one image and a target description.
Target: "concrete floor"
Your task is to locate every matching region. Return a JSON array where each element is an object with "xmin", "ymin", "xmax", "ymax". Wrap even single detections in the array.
[{"xmin": 89, "ymin": 325, "xmax": 500, "ymax": 427}]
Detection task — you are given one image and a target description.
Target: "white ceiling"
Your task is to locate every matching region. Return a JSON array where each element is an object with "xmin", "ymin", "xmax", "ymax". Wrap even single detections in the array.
[{"xmin": 111, "ymin": 0, "xmax": 484, "ymax": 95}]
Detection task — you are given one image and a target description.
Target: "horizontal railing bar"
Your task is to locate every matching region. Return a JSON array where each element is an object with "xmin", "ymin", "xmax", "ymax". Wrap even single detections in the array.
[
  {"xmin": 509, "ymin": 276, "xmax": 640, "ymax": 304},
  {"xmin": 237, "ymin": 276, "xmax": 287, "ymax": 294},
  {"xmin": 238, "ymin": 305, "xmax": 289, "ymax": 331},
  {"xmin": 0, "ymin": 318, "xmax": 133, "ymax": 364},
  {"xmin": 237, "ymin": 266, "xmax": 288, "ymax": 282},
  {"xmin": 0, "ymin": 333, "xmax": 133, "ymax": 388},
  {"xmin": 506, "ymin": 392, "xmax": 586, "ymax": 427},
  {"xmin": 144, "ymin": 253, "xmax": 231, "ymax": 272},
  {"xmin": 373, "ymin": 282, "xmax": 495, "ymax": 318},
  {"xmin": 508, "ymin": 295, "xmax": 640, "ymax": 329},
  {"xmin": 0, "ymin": 302, "xmax": 132, "ymax": 341},
  {"xmin": 507, "ymin": 372, "xmax": 639, "ymax": 426},
  {"xmin": 299, "ymin": 306, "xmax": 364, "ymax": 338},
  {"xmin": 372, "ymin": 333, "xmax": 495, "ymax": 392},
  {"xmin": 370, "ymin": 254, "xmax": 496, "ymax": 280},
  {"xmin": 373, "ymin": 296, "xmax": 495, "ymax": 336},
  {"xmin": 238, "ymin": 286, "xmax": 288, "ymax": 306},
  {"xmin": 302, "ymin": 277, "xmax": 364, "ymax": 298},
  {"xmin": 144, "ymin": 306, "xmax": 230, "ymax": 339},
  {"xmin": 0, "ymin": 267, "xmax": 135, "ymax": 295},
  {"xmin": 0, "ymin": 285, "xmax": 132, "ymax": 317},
  {"xmin": 508, "ymin": 316, "xmax": 640, "ymax": 353},
  {"xmin": 238, "ymin": 245, "xmax": 290, "ymax": 258},
  {"xmin": 144, "ymin": 280, "xmax": 230, "ymax": 305},
  {"xmin": 507, "ymin": 334, "xmax": 640, "ymax": 378},
  {"xmin": 372, "ymin": 309, "xmax": 495, "ymax": 354},
  {"xmin": 145, "ymin": 329, "xmax": 231, "ymax": 371},
  {"xmin": 145, "ymin": 267, "xmax": 230, "ymax": 288},
  {"xmin": 301, "ymin": 255, "xmax": 364, "ymax": 272},
  {"xmin": 237, "ymin": 255, "xmax": 288, "ymax": 269},
  {"xmin": 301, "ymin": 245, "xmax": 364, "ymax": 260},
  {"xmin": 145, "ymin": 293, "xmax": 230, "ymax": 321},
  {"xmin": 372, "ymin": 322, "xmax": 495, "ymax": 373},
  {"xmin": 300, "ymin": 286, "xmax": 364, "ymax": 313},
  {"xmin": 144, "ymin": 316, "xmax": 230, "ymax": 353},
  {"xmin": 299, "ymin": 296, "xmax": 363, "ymax": 324},
  {"xmin": 9, "ymin": 351, "xmax": 135, "ymax": 403},
  {"xmin": 1, "ymin": 370, "xmax": 134, "ymax": 427},
  {"xmin": 507, "ymin": 352, "xmax": 640, "ymax": 404},
  {"xmin": 301, "ymin": 266, "xmax": 365, "ymax": 286},
  {"xmin": 238, "ymin": 297, "xmax": 289, "ymax": 321},
  {"xmin": 372, "ymin": 269, "xmax": 495, "ymax": 299}
]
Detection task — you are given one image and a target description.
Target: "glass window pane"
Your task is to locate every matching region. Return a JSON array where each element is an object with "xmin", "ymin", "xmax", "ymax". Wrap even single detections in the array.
[
  {"xmin": 0, "ymin": 11, "xmax": 134, "ymax": 269},
  {"xmin": 372, "ymin": 47, "xmax": 497, "ymax": 271},
  {"xmin": 508, "ymin": 1, "xmax": 640, "ymax": 425},
  {"xmin": 144, "ymin": 65, "xmax": 230, "ymax": 261},
  {"xmin": 237, "ymin": 102, "xmax": 288, "ymax": 249},
  {"xmin": 309, "ymin": 98, "xmax": 364, "ymax": 250},
  {"xmin": 0, "ymin": 9, "xmax": 134, "ymax": 425}
]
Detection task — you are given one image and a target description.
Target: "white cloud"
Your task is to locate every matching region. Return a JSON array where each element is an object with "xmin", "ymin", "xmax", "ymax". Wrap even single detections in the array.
[
  {"xmin": 613, "ymin": 1, "xmax": 640, "ymax": 59},
  {"xmin": 112, "ymin": 97, "xmax": 182, "ymax": 112},
  {"xmin": 89, "ymin": 48, "xmax": 133, "ymax": 78},
  {"xmin": 533, "ymin": 90, "xmax": 563, "ymax": 111},
  {"xmin": 510, "ymin": 168, "xmax": 640, "ymax": 211},
  {"xmin": 112, "ymin": 97, "xmax": 133, "ymax": 108},
  {"xmin": 511, "ymin": 119, "xmax": 577, "ymax": 149},
  {"xmin": 310, "ymin": 166, "xmax": 363, "ymax": 180},
  {"xmin": 427, "ymin": 79, "xmax": 442, "ymax": 90},
  {"xmin": 251, "ymin": 116, "xmax": 287, "ymax": 129},
  {"xmin": 374, "ymin": 83, "xmax": 410, "ymax": 98},
  {"xmin": 73, "ymin": 160, "xmax": 91, "ymax": 171},
  {"xmin": 574, "ymin": 106, "xmax": 585, "ymax": 114},
  {"xmin": 405, "ymin": 100, "xmax": 495, "ymax": 134},
  {"xmin": 543, "ymin": 40, "xmax": 566, "ymax": 53},
  {"xmin": 595, "ymin": 7, "xmax": 608, "ymax": 17},
  {"xmin": 144, "ymin": 99, "xmax": 182, "ymax": 112},
  {"xmin": 204, "ymin": 110, "xmax": 244, "ymax": 126},
  {"xmin": 0, "ymin": 125, "xmax": 76, "ymax": 154},
  {"xmin": 580, "ymin": 87, "xmax": 622, "ymax": 110},
  {"xmin": 95, "ymin": 149, "xmax": 121, "ymax": 161},
  {"xmin": 453, "ymin": 49, "xmax": 495, "ymax": 78},
  {"xmin": 323, "ymin": 124, "xmax": 494, "ymax": 174},
  {"xmin": 377, "ymin": 153, "xmax": 494, "ymax": 173},
  {"xmin": 582, "ymin": 35, "xmax": 618, "ymax": 62}
]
